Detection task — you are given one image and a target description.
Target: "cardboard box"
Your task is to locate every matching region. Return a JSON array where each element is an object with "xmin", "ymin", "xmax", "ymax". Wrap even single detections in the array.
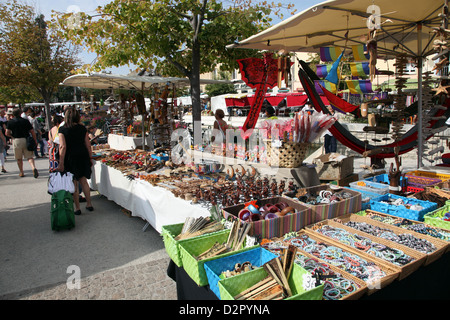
[
  {"xmin": 313, "ymin": 153, "xmax": 354, "ymax": 180},
  {"xmin": 328, "ymin": 173, "xmax": 359, "ymax": 187}
]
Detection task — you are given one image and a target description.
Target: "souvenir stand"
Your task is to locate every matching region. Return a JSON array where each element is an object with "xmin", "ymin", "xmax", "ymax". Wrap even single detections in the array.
[
  {"xmin": 162, "ymin": 0, "xmax": 450, "ymax": 301},
  {"xmin": 62, "ymin": 73, "xmax": 212, "ymax": 231}
]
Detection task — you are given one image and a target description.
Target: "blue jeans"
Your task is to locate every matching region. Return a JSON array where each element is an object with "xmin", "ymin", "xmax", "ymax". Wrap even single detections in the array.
[
  {"xmin": 324, "ymin": 134, "xmax": 337, "ymax": 153},
  {"xmin": 34, "ymin": 139, "xmax": 45, "ymax": 157}
]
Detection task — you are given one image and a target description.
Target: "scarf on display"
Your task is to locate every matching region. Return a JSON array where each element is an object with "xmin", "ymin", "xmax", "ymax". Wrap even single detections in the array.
[{"xmin": 237, "ymin": 53, "xmax": 284, "ymax": 139}]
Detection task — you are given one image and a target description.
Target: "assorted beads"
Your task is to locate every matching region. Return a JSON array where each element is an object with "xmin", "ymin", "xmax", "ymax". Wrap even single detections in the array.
[
  {"xmin": 295, "ymin": 255, "xmax": 360, "ymax": 300},
  {"xmin": 314, "ymin": 225, "xmax": 415, "ymax": 266},
  {"xmin": 297, "ymin": 190, "xmax": 353, "ymax": 205},
  {"xmin": 286, "ymin": 234, "xmax": 386, "ymax": 284},
  {"xmin": 344, "ymin": 220, "xmax": 436, "ymax": 254},
  {"xmin": 368, "ymin": 213, "xmax": 450, "ymax": 242}
]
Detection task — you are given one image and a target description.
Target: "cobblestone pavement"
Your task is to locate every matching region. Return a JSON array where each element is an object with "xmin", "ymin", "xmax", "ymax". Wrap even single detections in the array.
[{"xmin": 0, "ymin": 257, "xmax": 177, "ymax": 300}]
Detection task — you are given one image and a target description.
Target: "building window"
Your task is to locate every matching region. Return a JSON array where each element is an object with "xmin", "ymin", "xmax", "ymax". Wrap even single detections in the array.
[{"xmin": 404, "ymin": 63, "xmax": 416, "ymax": 75}]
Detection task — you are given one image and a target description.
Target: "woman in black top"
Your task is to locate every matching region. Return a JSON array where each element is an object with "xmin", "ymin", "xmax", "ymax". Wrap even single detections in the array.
[{"xmin": 58, "ymin": 107, "xmax": 94, "ymax": 215}]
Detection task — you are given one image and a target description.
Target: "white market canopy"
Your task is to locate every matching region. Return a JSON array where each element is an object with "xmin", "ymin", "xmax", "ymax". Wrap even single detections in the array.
[
  {"xmin": 228, "ymin": 0, "xmax": 448, "ymax": 168},
  {"xmin": 61, "ymin": 73, "xmax": 230, "ymax": 91},
  {"xmin": 227, "ymin": 0, "xmax": 444, "ymax": 59}
]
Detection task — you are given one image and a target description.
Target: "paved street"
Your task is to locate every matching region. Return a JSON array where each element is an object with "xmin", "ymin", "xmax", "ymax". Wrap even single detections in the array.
[{"xmin": 0, "ymin": 155, "xmax": 177, "ymax": 300}]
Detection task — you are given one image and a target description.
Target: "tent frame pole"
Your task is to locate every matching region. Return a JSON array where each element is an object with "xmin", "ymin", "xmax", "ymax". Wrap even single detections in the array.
[{"xmin": 417, "ymin": 23, "xmax": 423, "ymax": 169}]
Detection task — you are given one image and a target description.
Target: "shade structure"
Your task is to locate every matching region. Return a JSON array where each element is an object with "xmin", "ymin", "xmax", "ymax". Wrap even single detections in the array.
[
  {"xmin": 61, "ymin": 73, "xmax": 231, "ymax": 90},
  {"xmin": 228, "ymin": 0, "xmax": 447, "ymax": 167},
  {"xmin": 227, "ymin": 0, "xmax": 443, "ymax": 59}
]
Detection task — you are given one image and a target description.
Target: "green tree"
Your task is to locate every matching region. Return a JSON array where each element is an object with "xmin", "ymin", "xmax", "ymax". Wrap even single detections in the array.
[
  {"xmin": 0, "ymin": 1, "xmax": 80, "ymax": 128},
  {"xmin": 51, "ymin": 0, "xmax": 295, "ymax": 126},
  {"xmin": 205, "ymin": 70, "xmax": 236, "ymax": 97}
]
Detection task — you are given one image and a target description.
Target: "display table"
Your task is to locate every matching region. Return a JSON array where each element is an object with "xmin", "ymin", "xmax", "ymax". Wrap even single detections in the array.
[
  {"xmin": 107, "ymin": 134, "xmax": 150, "ymax": 151},
  {"xmin": 167, "ymin": 251, "xmax": 450, "ymax": 300},
  {"xmin": 89, "ymin": 161, "xmax": 210, "ymax": 233}
]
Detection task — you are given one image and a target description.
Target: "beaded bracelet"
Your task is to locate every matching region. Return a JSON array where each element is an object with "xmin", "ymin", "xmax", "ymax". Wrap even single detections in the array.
[
  {"xmin": 344, "ymin": 220, "xmax": 437, "ymax": 254},
  {"xmin": 368, "ymin": 213, "xmax": 450, "ymax": 242},
  {"xmin": 287, "ymin": 234, "xmax": 386, "ymax": 283},
  {"xmin": 295, "ymin": 254, "xmax": 360, "ymax": 300},
  {"xmin": 315, "ymin": 225, "xmax": 414, "ymax": 266}
]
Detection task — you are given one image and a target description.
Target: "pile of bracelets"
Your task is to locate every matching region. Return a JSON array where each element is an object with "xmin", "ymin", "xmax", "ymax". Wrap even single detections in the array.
[
  {"xmin": 261, "ymin": 240, "xmax": 288, "ymax": 257},
  {"xmin": 286, "ymin": 234, "xmax": 386, "ymax": 284},
  {"xmin": 345, "ymin": 220, "xmax": 436, "ymax": 253},
  {"xmin": 367, "ymin": 213, "xmax": 450, "ymax": 242},
  {"xmin": 314, "ymin": 225, "xmax": 415, "ymax": 266},
  {"xmin": 296, "ymin": 190, "xmax": 354, "ymax": 205},
  {"xmin": 295, "ymin": 254, "xmax": 361, "ymax": 300}
]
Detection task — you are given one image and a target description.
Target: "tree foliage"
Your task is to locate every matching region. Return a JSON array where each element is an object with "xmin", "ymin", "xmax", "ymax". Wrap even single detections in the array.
[
  {"xmin": 51, "ymin": 0, "xmax": 295, "ymax": 121},
  {"xmin": 0, "ymin": 0, "xmax": 79, "ymax": 125}
]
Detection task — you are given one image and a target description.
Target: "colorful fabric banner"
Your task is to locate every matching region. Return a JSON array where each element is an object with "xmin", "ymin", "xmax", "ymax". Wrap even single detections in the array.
[
  {"xmin": 237, "ymin": 53, "xmax": 280, "ymax": 139},
  {"xmin": 316, "ymin": 64, "xmax": 330, "ymax": 79},
  {"xmin": 319, "ymin": 46, "xmax": 343, "ymax": 62},
  {"xmin": 352, "ymin": 45, "xmax": 370, "ymax": 61},
  {"xmin": 314, "ymin": 80, "xmax": 337, "ymax": 94},
  {"xmin": 349, "ymin": 62, "xmax": 370, "ymax": 77},
  {"xmin": 345, "ymin": 79, "xmax": 373, "ymax": 94},
  {"xmin": 318, "ymin": 84, "xmax": 360, "ymax": 115},
  {"xmin": 325, "ymin": 51, "xmax": 344, "ymax": 84}
]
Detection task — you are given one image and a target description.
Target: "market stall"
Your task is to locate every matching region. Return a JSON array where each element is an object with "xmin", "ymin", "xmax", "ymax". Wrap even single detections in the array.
[
  {"xmin": 107, "ymin": 133, "xmax": 152, "ymax": 151},
  {"xmin": 156, "ymin": 0, "xmax": 450, "ymax": 301},
  {"xmin": 89, "ymin": 158, "xmax": 210, "ymax": 233}
]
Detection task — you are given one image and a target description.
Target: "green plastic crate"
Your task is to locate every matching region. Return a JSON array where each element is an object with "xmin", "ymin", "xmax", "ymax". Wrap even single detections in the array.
[
  {"xmin": 162, "ymin": 223, "xmax": 185, "ymax": 267},
  {"xmin": 178, "ymin": 229, "xmax": 258, "ymax": 286},
  {"xmin": 162, "ymin": 223, "xmax": 229, "ymax": 267},
  {"xmin": 424, "ymin": 204, "xmax": 450, "ymax": 231},
  {"xmin": 218, "ymin": 263, "xmax": 324, "ymax": 300}
]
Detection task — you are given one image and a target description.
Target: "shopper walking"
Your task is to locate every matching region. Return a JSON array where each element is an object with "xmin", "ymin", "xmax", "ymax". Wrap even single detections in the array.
[
  {"xmin": 30, "ymin": 111, "xmax": 45, "ymax": 158},
  {"xmin": 5, "ymin": 108, "xmax": 39, "ymax": 178},
  {"xmin": 48, "ymin": 114, "xmax": 63, "ymax": 172},
  {"xmin": 57, "ymin": 107, "xmax": 93, "ymax": 215},
  {"xmin": 0, "ymin": 129, "xmax": 6, "ymax": 173}
]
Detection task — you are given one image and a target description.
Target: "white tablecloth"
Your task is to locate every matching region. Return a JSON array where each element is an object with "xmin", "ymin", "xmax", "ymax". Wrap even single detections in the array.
[
  {"xmin": 107, "ymin": 134, "xmax": 150, "ymax": 151},
  {"xmin": 89, "ymin": 162, "xmax": 210, "ymax": 233}
]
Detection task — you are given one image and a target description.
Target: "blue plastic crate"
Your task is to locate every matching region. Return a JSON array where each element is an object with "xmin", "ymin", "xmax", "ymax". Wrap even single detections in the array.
[
  {"xmin": 348, "ymin": 188, "xmax": 384, "ymax": 210},
  {"xmin": 364, "ymin": 174, "xmax": 408, "ymax": 192},
  {"xmin": 369, "ymin": 193, "xmax": 438, "ymax": 221},
  {"xmin": 151, "ymin": 153, "xmax": 169, "ymax": 161},
  {"xmin": 203, "ymin": 247, "xmax": 277, "ymax": 299},
  {"xmin": 349, "ymin": 180, "xmax": 389, "ymax": 195}
]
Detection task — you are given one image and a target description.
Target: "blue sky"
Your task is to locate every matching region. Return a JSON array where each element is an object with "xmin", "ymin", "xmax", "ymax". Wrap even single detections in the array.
[{"xmin": 31, "ymin": 0, "xmax": 324, "ymax": 74}]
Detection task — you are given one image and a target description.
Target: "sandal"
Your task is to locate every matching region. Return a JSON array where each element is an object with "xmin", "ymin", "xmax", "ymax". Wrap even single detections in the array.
[
  {"xmin": 19, "ymin": 173, "xmax": 25, "ymax": 177},
  {"xmin": 74, "ymin": 210, "xmax": 81, "ymax": 215},
  {"xmin": 86, "ymin": 206, "xmax": 94, "ymax": 212},
  {"xmin": 33, "ymin": 168, "xmax": 39, "ymax": 178},
  {"xmin": 1, "ymin": 169, "xmax": 6, "ymax": 173}
]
